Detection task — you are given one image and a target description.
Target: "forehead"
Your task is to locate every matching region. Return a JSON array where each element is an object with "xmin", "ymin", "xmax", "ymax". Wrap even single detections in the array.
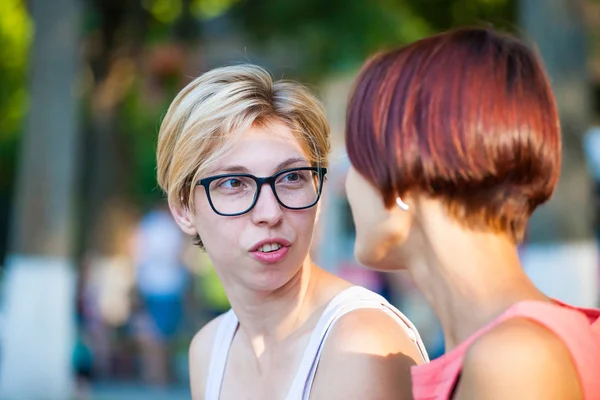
[{"xmin": 212, "ymin": 121, "xmax": 309, "ymax": 173}]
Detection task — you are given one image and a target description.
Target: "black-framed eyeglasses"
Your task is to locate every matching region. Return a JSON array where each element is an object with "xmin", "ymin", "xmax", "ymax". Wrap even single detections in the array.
[{"xmin": 196, "ymin": 167, "xmax": 327, "ymax": 216}]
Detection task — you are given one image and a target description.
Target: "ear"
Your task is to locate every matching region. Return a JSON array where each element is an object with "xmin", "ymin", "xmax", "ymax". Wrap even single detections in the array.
[
  {"xmin": 387, "ymin": 194, "xmax": 415, "ymax": 244},
  {"xmin": 169, "ymin": 201, "xmax": 198, "ymax": 237}
]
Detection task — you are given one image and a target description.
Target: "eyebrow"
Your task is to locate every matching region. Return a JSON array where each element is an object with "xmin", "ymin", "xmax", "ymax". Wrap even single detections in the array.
[
  {"xmin": 274, "ymin": 157, "xmax": 310, "ymax": 172},
  {"xmin": 212, "ymin": 157, "xmax": 309, "ymax": 176}
]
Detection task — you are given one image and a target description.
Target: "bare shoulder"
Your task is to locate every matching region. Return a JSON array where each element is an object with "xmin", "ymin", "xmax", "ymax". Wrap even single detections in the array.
[
  {"xmin": 310, "ymin": 308, "xmax": 424, "ymax": 400},
  {"xmin": 455, "ymin": 317, "xmax": 582, "ymax": 400},
  {"xmin": 324, "ymin": 308, "xmax": 424, "ymax": 362},
  {"xmin": 189, "ymin": 314, "xmax": 226, "ymax": 400}
]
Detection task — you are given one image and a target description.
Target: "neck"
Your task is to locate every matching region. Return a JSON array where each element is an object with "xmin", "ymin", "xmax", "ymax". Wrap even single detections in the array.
[
  {"xmin": 406, "ymin": 202, "xmax": 548, "ymax": 350},
  {"xmin": 224, "ymin": 258, "xmax": 319, "ymax": 356}
]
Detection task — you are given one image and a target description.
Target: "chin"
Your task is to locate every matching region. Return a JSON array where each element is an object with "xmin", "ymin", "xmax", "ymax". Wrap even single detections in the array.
[
  {"xmin": 355, "ymin": 242, "xmax": 404, "ymax": 272},
  {"xmin": 247, "ymin": 261, "xmax": 302, "ymax": 292}
]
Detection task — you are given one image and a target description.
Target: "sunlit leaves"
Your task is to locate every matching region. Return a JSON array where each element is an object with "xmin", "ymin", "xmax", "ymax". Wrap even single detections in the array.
[
  {"xmin": 142, "ymin": 0, "xmax": 183, "ymax": 23},
  {"xmin": 0, "ymin": 0, "xmax": 32, "ymax": 141},
  {"xmin": 191, "ymin": 0, "xmax": 240, "ymax": 20}
]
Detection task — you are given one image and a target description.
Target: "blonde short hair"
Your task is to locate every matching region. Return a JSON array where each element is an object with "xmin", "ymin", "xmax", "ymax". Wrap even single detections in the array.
[{"xmin": 156, "ymin": 64, "xmax": 330, "ymax": 211}]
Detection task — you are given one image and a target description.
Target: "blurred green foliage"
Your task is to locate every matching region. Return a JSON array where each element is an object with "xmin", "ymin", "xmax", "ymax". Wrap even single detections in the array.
[
  {"xmin": 116, "ymin": 0, "xmax": 514, "ymax": 203},
  {"xmin": 0, "ymin": 0, "xmax": 515, "ymax": 245},
  {"xmin": 231, "ymin": 0, "xmax": 515, "ymax": 81},
  {"xmin": 0, "ymin": 0, "xmax": 32, "ymax": 191},
  {"xmin": 0, "ymin": 0, "xmax": 32, "ymax": 259},
  {"xmin": 119, "ymin": 78, "xmax": 173, "ymax": 205}
]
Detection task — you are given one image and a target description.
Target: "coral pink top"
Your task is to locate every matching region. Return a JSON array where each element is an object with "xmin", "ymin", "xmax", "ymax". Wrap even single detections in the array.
[{"xmin": 411, "ymin": 300, "xmax": 600, "ymax": 399}]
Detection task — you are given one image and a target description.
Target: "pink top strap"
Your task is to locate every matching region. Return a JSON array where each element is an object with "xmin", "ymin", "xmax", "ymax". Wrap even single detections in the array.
[{"xmin": 411, "ymin": 300, "xmax": 600, "ymax": 400}]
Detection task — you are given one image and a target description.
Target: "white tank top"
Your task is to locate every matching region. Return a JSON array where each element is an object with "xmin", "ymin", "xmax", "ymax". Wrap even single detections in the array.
[{"xmin": 204, "ymin": 286, "xmax": 429, "ymax": 400}]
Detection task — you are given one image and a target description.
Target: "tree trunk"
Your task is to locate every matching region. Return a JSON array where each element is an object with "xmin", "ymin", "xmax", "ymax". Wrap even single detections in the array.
[
  {"xmin": 0, "ymin": 0, "xmax": 81, "ymax": 397},
  {"xmin": 519, "ymin": 0, "xmax": 598, "ymax": 308},
  {"xmin": 519, "ymin": 0, "xmax": 593, "ymax": 242}
]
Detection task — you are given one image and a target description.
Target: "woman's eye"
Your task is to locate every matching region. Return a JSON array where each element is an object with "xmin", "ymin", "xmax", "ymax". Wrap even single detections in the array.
[
  {"xmin": 283, "ymin": 172, "xmax": 300, "ymax": 182},
  {"xmin": 220, "ymin": 178, "xmax": 242, "ymax": 188}
]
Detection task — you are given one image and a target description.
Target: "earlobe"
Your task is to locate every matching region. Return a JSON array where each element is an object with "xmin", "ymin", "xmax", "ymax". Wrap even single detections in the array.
[
  {"xmin": 169, "ymin": 202, "xmax": 198, "ymax": 236},
  {"xmin": 389, "ymin": 195, "xmax": 414, "ymax": 245}
]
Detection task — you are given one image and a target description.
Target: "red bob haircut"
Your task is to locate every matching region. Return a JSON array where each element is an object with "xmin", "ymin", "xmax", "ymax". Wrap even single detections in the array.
[{"xmin": 346, "ymin": 26, "xmax": 561, "ymax": 242}]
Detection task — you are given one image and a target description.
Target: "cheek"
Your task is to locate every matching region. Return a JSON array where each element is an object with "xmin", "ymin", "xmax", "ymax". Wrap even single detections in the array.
[
  {"xmin": 348, "ymin": 201, "xmax": 379, "ymax": 260},
  {"xmin": 353, "ymin": 217, "xmax": 384, "ymax": 265},
  {"xmin": 356, "ymin": 210, "xmax": 414, "ymax": 271},
  {"xmin": 194, "ymin": 204, "xmax": 239, "ymax": 250},
  {"xmin": 348, "ymin": 196, "xmax": 400, "ymax": 269},
  {"xmin": 292, "ymin": 208, "xmax": 319, "ymax": 242},
  {"xmin": 348, "ymin": 191, "xmax": 381, "ymax": 241},
  {"xmin": 198, "ymin": 218, "xmax": 243, "ymax": 272}
]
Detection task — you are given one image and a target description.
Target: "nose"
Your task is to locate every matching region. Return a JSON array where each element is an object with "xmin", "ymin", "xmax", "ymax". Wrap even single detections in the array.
[{"xmin": 250, "ymin": 184, "xmax": 284, "ymax": 226}]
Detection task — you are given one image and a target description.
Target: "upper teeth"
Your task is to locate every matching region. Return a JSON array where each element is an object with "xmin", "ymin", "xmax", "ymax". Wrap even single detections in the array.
[{"xmin": 259, "ymin": 243, "xmax": 282, "ymax": 253}]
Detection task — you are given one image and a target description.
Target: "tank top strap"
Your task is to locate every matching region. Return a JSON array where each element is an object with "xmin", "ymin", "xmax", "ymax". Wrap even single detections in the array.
[
  {"xmin": 286, "ymin": 286, "xmax": 429, "ymax": 400},
  {"xmin": 411, "ymin": 300, "xmax": 600, "ymax": 400},
  {"xmin": 205, "ymin": 309, "xmax": 239, "ymax": 400}
]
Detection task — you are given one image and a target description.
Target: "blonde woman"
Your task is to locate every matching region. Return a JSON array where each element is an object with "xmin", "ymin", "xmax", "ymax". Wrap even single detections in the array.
[{"xmin": 156, "ymin": 64, "xmax": 429, "ymax": 400}]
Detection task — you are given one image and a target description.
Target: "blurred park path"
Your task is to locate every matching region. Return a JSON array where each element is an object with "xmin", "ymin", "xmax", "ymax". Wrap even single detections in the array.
[{"xmin": 90, "ymin": 383, "xmax": 190, "ymax": 400}]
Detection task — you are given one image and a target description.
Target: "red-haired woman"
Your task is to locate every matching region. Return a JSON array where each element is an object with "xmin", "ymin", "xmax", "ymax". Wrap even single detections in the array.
[{"xmin": 345, "ymin": 26, "xmax": 600, "ymax": 399}]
